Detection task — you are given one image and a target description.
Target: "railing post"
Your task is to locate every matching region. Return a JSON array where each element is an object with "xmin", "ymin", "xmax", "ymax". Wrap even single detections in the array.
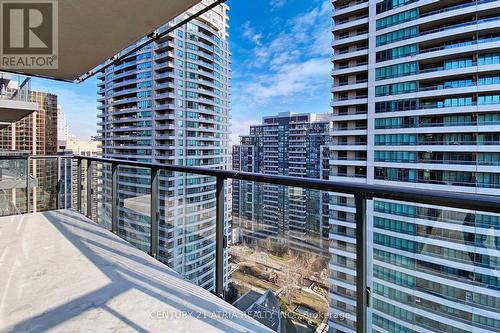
[
  {"xmin": 355, "ymin": 192, "xmax": 368, "ymax": 333},
  {"xmin": 25, "ymin": 156, "xmax": 30, "ymax": 213},
  {"xmin": 77, "ymin": 158, "xmax": 82, "ymax": 212},
  {"xmin": 111, "ymin": 162, "xmax": 118, "ymax": 234},
  {"xmin": 215, "ymin": 176, "xmax": 225, "ymax": 298},
  {"xmin": 86, "ymin": 159, "xmax": 92, "ymax": 218},
  {"xmin": 150, "ymin": 167, "xmax": 159, "ymax": 258},
  {"xmin": 56, "ymin": 156, "xmax": 61, "ymax": 210}
]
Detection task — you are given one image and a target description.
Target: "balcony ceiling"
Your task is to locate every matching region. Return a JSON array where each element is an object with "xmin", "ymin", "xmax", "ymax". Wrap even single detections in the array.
[
  {"xmin": 3, "ymin": 0, "xmax": 202, "ymax": 81},
  {"xmin": 0, "ymin": 209, "xmax": 272, "ymax": 332}
]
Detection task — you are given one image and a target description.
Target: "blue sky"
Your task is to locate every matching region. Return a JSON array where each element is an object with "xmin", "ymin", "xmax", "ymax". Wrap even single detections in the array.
[{"xmin": 30, "ymin": 0, "xmax": 332, "ymax": 143}]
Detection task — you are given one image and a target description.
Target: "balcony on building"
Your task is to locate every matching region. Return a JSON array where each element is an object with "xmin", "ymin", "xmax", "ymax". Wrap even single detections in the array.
[
  {"xmin": 0, "ymin": 74, "xmax": 38, "ymax": 129},
  {"xmin": 0, "ymin": 155, "xmax": 273, "ymax": 333}
]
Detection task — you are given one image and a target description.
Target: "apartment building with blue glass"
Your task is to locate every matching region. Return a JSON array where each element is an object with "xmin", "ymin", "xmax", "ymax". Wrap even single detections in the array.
[
  {"xmin": 330, "ymin": 0, "xmax": 500, "ymax": 332},
  {"xmin": 232, "ymin": 112, "xmax": 331, "ymax": 257},
  {"xmin": 97, "ymin": 0, "xmax": 231, "ymax": 291}
]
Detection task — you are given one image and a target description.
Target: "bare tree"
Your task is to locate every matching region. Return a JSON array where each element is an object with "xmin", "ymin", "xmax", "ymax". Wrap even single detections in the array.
[
  {"xmin": 279, "ymin": 254, "xmax": 302, "ymax": 304},
  {"xmin": 264, "ymin": 237, "xmax": 274, "ymax": 255}
]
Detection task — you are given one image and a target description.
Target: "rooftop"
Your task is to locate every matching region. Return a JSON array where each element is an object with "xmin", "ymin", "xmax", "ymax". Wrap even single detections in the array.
[{"xmin": 0, "ymin": 209, "xmax": 271, "ymax": 333}]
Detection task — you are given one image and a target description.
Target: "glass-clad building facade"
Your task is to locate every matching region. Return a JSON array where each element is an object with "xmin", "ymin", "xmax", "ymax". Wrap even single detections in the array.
[
  {"xmin": 232, "ymin": 112, "xmax": 332, "ymax": 257},
  {"xmin": 97, "ymin": 0, "xmax": 231, "ymax": 291},
  {"xmin": 330, "ymin": 0, "xmax": 500, "ymax": 332}
]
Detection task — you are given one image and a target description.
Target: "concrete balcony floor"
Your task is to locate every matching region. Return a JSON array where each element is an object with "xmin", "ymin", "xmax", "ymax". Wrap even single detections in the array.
[{"xmin": 0, "ymin": 209, "xmax": 270, "ymax": 333}]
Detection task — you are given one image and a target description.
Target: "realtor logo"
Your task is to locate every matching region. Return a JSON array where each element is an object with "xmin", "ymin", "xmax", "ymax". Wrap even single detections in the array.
[{"xmin": 0, "ymin": 0, "xmax": 58, "ymax": 69}]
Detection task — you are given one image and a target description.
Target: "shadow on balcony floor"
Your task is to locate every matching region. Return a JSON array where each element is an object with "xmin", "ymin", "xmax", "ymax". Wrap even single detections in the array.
[{"xmin": 0, "ymin": 209, "xmax": 271, "ymax": 333}]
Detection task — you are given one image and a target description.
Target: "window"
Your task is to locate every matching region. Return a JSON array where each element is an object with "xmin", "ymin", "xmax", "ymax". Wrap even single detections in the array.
[
  {"xmin": 376, "ymin": 26, "xmax": 418, "ymax": 46},
  {"xmin": 137, "ymin": 52, "xmax": 151, "ymax": 60},
  {"xmin": 376, "ymin": 99, "xmax": 417, "ymax": 113},
  {"xmin": 186, "ymin": 22, "xmax": 198, "ymax": 32},
  {"xmin": 186, "ymin": 42, "xmax": 198, "ymax": 51},
  {"xmin": 186, "ymin": 81, "xmax": 198, "ymax": 89},
  {"xmin": 186, "ymin": 91, "xmax": 198, "ymax": 99},
  {"xmin": 374, "ymin": 200, "xmax": 416, "ymax": 217},
  {"xmin": 338, "ymin": 76, "xmax": 348, "ymax": 86},
  {"xmin": 478, "ymin": 53, "xmax": 500, "ymax": 66},
  {"xmin": 374, "ymin": 216, "xmax": 416, "ymax": 235},
  {"xmin": 137, "ymin": 72, "xmax": 151, "ymax": 79},
  {"xmin": 375, "ymin": 81, "xmax": 417, "ymax": 96},
  {"xmin": 375, "ymin": 151, "xmax": 416, "ymax": 163},
  {"xmin": 186, "ymin": 52, "xmax": 198, "ymax": 60},
  {"xmin": 376, "ymin": 44, "xmax": 418, "ymax": 62},
  {"xmin": 186, "ymin": 72, "xmax": 198, "ymax": 80},
  {"xmin": 375, "ymin": 116, "xmax": 417, "ymax": 129},
  {"xmin": 186, "ymin": 62, "xmax": 198, "ymax": 70},
  {"xmin": 137, "ymin": 91, "xmax": 151, "ymax": 98},
  {"xmin": 137, "ymin": 62, "xmax": 151, "ymax": 70},
  {"xmin": 437, "ymin": 96, "xmax": 473, "ymax": 108},
  {"xmin": 137, "ymin": 81, "xmax": 151, "ymax": 89},
  {"xmin": 339, "ymin": 47, "xmax": 349, "ymax": 54},
  {"xmin": 375, "ymin": 167, "xmax": 417, "ymax": 182},
  {"xmin": 376, "ymin": 62, "xmax": 417, "ymax": 80},
  {"xmin": 478, "ymin": 95, "xmax": 500, "ymax": 105},
  {"xmin": 478, "ymin": 75, "xmax": 500, "ymax": 85},
  {"xmin": 137, "ymin": 100, "xmax": 151, "ymax": 109},
  {"xmin": 376, "ymin": 9, "xmax": 418, "ymax": 30},
  {"xmin": 375, "ymin": 134, "xmax": 417, "ymax": 145},
  {"xmin": 444, "ymin": 57, "xmax": 472, "ymax": 69},
  {"xmin": 376, "ymin": 0, "xmax": 417, "ymax": 14},
  {"xmin": 186, "ymin": 101, "xmax": 199, "ymax": 109}
]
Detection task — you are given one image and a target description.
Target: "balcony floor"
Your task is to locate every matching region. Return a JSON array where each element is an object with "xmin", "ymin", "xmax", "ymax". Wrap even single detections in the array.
[{"xmin": 0, "ymin": 209, "xmax": 270, "ymax": 333}]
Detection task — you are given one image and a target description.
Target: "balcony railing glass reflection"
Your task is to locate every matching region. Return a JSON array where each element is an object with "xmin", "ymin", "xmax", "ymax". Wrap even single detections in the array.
[{"xmin": 1, "ymin": 154, "xmax": 499, "ymax": 333}]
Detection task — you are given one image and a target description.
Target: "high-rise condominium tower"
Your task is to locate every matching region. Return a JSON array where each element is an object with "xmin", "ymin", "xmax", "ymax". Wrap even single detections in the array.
[
  {"xmin": 97, "ymin": 0, "xmax": 231, "ymax": 291},
  {"xmin": 232, "ymin": 112, "xmax": 331, "ymax": 257},
  {"xmin": 57, "ymin": 105, "xmax": 69, "ymax": 144},
  {"xmin": 330, "ymin": 0, "xmax": 500, "ymax": 332}
]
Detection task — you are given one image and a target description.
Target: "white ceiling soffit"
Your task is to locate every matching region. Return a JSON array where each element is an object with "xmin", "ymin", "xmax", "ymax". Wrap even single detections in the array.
[{"xmin": 0, "ymin": 0, "xmax": 202, "ymax": 81}]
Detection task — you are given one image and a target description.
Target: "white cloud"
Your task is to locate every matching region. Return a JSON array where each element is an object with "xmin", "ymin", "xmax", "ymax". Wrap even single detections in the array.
[
  {"xmin": 241, "ymin": 0, "xmax": 331, "ymax": 70},
  {"xmin": 241, "ymin": 21, "xmax": 263, "ymax": 46},
  {"xmin": 234, "ymin": 1, "xmax": 332, "ymax": 105},
  {"xmin": 229, "ymin": 116, "xmax": 260, "ymax": 145},
  {"xmin": 243, "ymin": 57, "xmax": 331, "ymax": 101},
  {"xmin": 231, "ymin": 1, "xmax": 333, "ymax": 145},
  {"xmin": 269, "ymin": 0, "xmax": 286, "ymax": 9},
  {"xmin": 290, "ymin": 0, "xmax": 331, "ymax": 30}
]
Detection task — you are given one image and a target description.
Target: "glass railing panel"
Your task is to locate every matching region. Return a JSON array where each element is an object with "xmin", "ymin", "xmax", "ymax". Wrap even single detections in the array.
[
  {"xmin": 228, "ymin": 180, "xmax": 332, "ymax": 332},
  {"xmin": 156, "ymin": 170, "xmax": 218, "ymax": 291},
  {"xmin": 94, "ymin": 161, "xmax": 112, "ymax": 230},
  {"xmin": 0, "ymin": 157, "xmax": 28, "ymax": 216},
  {"xmin": 79, "ymin": 160, "xmax": 89, "ymax": 215},
  {"xmin": 116, "ymin": 165, "xmax": 151, "ymax": 254},
  {"xmin": 30, "ymin": 157, "xmax": 58, "ymax": 213},
  {"xmin": 58, "ymin": 157, "xmax": 73, "ymax": 210},
  {"xmin": 370, "ymin": 197, "xmax": 500, "ymax": 333}
]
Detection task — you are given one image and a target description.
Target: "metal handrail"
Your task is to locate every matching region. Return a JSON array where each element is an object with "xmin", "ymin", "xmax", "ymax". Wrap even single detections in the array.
[
  {"xmin": 67, "ymin": 155, "xmax": 500, "ymax": 213},
  {"xmin": 3, "ymin": 154, "xmax": 500, "ymax": 333},
  {"xmin": 421, "ymin": 16, "xmax": 500, "ymax": 36},
  {"xmin": 420, "ymin": 0, "xmax": 497, "ymax": 18}
]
